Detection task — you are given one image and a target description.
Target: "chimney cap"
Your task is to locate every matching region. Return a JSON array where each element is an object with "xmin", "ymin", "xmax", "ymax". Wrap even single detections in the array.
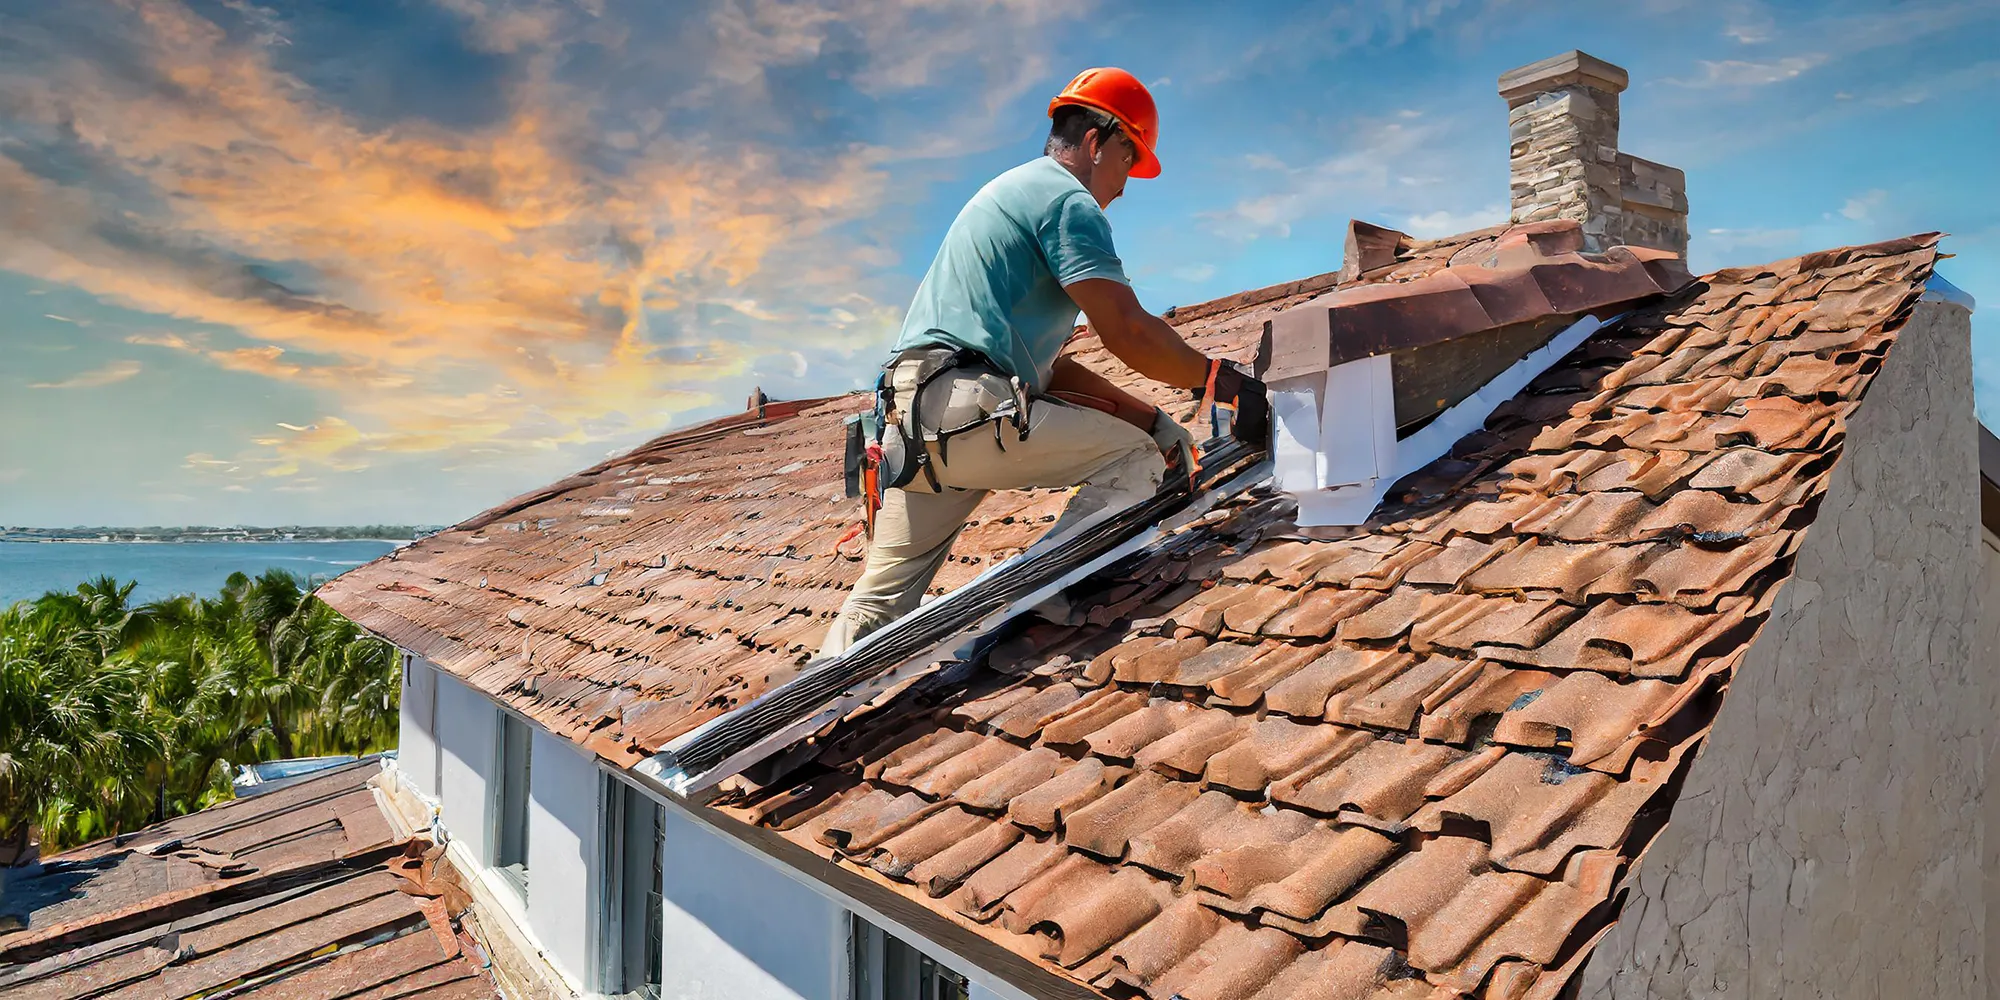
[{"xmin": 1499, "ymin": 50, "xmax": 1629, "ymax": 103}]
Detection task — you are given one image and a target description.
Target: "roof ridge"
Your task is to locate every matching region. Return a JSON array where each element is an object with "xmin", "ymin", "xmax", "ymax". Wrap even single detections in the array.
[{"xmin": 453, "ymin": 392, "xmax": 854, "ymax": 533}]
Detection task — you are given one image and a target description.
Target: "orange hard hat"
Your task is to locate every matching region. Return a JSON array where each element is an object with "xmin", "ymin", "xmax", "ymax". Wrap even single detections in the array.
[{"xmin": 1048, "ymin": 67, "xmax": 1160, "ymax": 179}]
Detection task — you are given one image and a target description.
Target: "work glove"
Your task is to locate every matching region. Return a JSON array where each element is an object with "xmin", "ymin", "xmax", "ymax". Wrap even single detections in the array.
[
  {"xmin": 1196, "ymin": 358, "xmax": 1271, "ymax": 446},
  {"xmin": 1149, "ymin": 407, "xmax": 1196, "ymax": 488}
]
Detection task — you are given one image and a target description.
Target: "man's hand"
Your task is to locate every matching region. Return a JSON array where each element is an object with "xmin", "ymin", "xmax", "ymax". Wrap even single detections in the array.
[
  {"xmin": 1065, "ymin": 278, "xmax": 1209, "ymax": 388},
  {"xmin": 1149, "ymin": 407, "xmax": 1196, "ymax": 488}
]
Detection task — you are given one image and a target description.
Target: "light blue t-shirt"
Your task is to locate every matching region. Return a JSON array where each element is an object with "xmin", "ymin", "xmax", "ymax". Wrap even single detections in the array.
[{"xmin": 893, "ymin": 156, "xmax": 1129, "ymax": 392}]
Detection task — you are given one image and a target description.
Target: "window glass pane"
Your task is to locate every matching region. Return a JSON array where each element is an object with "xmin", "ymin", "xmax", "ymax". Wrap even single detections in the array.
[
  {"xmin": 495, "ymin": 714, "xmax": 532, "ymax": 892},
  {"xmin": 851, "ymin": 914, "xmax": 969, "ymax": 1000},
  {"xmin": 614, "ymin": 785, "xmax": 665, "ymax": 998}
]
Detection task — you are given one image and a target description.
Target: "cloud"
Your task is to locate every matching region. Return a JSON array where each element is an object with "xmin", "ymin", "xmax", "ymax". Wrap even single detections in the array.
[
  {"xmin": 42, "ymin": 313, "xmax": 78, "ymax": 323},
  {"xmin": 1864, "ymin": 59, "xmax": 2000, "ymax": 107},
  {"xmin": 0, "ymin": 0, "xmax": 1084, "ymax": 480},
  {"xmin": 1171, "ymin": 263, "xmax": 1217, "ymax": 283},
  {"xmin": 1840, "ymin": 189, "xmax": 1888, "ymax": 222},
  {"xmin": 1199, "ymin": 113, "xmax": 1472, "ymax": 241},
  {"xmin": 1206, "ymin": 0, "xmax": 1516, "ymax": 82},
  {"xmin": 0, "ymin": 468, "xmax": 24, "ymax": 484},
  {"xmin": 1669, "ymin": 1, "xmax": 1996, "ymax": 92},
  {"xmin": 1671, "ymin": 54, "xmax": 1827, "ymax": 87},
  {"xmin": 1700, "ymin": 226, "xmax": 1803, "ymax": 254},
  {"xmin": 1723, "ymin": 21, "xmax": 1772, "ymax": 43},
  {"xmin": 126, "ymin": 332, "xmax": 195, "ymax": 350},
  {"xmin": 1404, "ymin": 203, "xmax": 1507, "ymax": 239},
  {"xmin": 29, "ymin": 359, "xmax": 142, "ymax": 389}
]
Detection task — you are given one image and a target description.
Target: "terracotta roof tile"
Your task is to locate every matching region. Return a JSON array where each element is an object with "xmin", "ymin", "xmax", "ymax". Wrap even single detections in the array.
[
  {"xmin": 1064, "ymin": 771, "xmax": 1204, "ymax": 859},
  {"xmin": 1474, "ymin": 596, "xmax": 1752, "ymax": 678},
  {"xmin": 1011, "ymin": 758, "xmax": 1131, "ymax": 834},
  {"xmin": 1407, "ymin": 750, "xmax": 1683, "ymax": 874},
  {"xmin": 910, "ymin": 813, "xmax": 1024, "ymax": 897},
  {"xmin": 1262, "ymin": 648, "xmax": 1414, "ymax": 718},
  {"xmin": 1269, "ymin": 737, "xmax": 1479, "ymax": 826},
  {"xmin": 860, "ymin": 806, "xmax": 994, "ymax": 879},
  {"xmin": 335, "ymin": 224, "xmax": 1940, "ymax": 1000},
  {"xmin": 816, "ymin": 786, "xmax": 946, "ymax": 854},
  {"xmin": 1131, "ymin": 920, "xmax": 1305, "ymax": 1000},
  {"xmin": 1128, "ymin": 792, "xmax": 1319, "ymax": 881},
  {"xmin": 957, "ymin": 834, "xmax": 1069, "ymax": 920},
  {"xmin": 1330, "ymin": 653, "xmax": 1480, "ymax": 730},
  {"xmin": 1201, "ymin": 716, "xmax": 1356, "ymax": 793},
  {"xmin": 720, "ymin": 233, "xmax": 1942, "ymax": 999}
]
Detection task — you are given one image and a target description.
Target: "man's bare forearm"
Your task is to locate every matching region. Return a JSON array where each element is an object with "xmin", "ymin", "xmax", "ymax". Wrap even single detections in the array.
[
  {"xmin": 1065, "ymin": 277, "xmax": 1211, "ymax": 389},
  {"xmin": 1116, "ymin": 311, "xmax": 1210, "ymax": 388}
]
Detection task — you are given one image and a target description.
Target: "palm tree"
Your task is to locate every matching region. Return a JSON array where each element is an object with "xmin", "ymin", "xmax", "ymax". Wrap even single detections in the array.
[
  {"xmin": 0, "ymin": 570, "xmax": 401, "ymax": 853},
  {"xmin": 0, "ymin": 590, "xmax": 161, "ymax": 851}
]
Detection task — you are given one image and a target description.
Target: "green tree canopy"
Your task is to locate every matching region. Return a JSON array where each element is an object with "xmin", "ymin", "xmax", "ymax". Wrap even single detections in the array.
[{"xmin": 0, "ymin": 570, "xmax": 398, "ymax": 854}]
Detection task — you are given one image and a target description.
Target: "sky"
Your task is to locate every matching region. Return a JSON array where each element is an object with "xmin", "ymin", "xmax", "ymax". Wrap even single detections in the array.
[{"xmin": 1, "ymin": 0, "xmax": 1995, "ymax": 528}]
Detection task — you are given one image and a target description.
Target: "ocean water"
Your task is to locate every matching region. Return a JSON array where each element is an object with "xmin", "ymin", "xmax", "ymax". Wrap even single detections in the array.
[{"xmin": 0, "ymin": 540, "xmax": 403, "ymax": 607}]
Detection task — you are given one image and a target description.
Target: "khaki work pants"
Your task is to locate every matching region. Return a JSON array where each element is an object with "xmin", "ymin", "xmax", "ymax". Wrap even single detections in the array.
[{"xmin": 817, "ymin": 359, "xmax": 1165, "ymax": 658}]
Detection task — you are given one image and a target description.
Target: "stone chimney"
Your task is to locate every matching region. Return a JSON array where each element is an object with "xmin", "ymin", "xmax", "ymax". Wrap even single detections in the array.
[{"xmin": 1499, "ymin": 50, "xmax": 1688, "ymax": 257}]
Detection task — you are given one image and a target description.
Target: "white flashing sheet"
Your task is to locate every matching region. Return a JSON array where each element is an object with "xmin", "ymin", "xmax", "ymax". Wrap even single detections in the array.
[
  {"xmin": 1278, "ymin": 313, "xmax": 1611, "ymax": 527},
  {"xmin": 1271, "ymin": 353, "xmax": 1396, "ymax": 495}
]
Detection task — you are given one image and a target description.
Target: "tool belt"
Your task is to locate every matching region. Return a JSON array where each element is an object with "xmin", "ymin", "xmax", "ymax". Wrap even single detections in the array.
[{"xmin": 843, "ymin": 336, "xmax": 1033, "ymax": 535}]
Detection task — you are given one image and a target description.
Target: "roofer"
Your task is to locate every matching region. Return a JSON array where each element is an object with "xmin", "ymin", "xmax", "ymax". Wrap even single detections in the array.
[{"xmin": 820, "ymin": 67, "xmax": 1267, "ymax": 658}]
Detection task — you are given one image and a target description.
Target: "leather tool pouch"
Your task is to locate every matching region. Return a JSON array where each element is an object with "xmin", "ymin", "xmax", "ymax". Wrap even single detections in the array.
[{"xmin": 842, "ymin": 411, "xmax": 874, "ymax": 499}]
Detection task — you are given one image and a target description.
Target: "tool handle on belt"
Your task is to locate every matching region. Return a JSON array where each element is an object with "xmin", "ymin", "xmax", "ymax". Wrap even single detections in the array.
[{"xmin": 1195, "ymin": 357, "xmax": 1270, "ymax": 446}]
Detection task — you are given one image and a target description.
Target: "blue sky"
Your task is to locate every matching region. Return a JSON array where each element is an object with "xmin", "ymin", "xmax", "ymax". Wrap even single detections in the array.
[{"xmin": 2, "ymin": 0, "xmax": 1995, "ymax": 527}]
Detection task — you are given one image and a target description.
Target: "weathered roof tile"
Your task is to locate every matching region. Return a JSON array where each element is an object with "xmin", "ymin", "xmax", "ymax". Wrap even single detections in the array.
[{"xmin": 343, "ymin": 228, "xmax": 1942, "ymax": 1000}]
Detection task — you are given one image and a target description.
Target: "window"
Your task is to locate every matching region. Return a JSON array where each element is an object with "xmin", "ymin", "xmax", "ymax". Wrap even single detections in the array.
[
  {"xmin": 494, "ymin": 712, "xmax": 532, "ymax": 897},
  {"xmin": 850, "ymin": 915, "xmax": 969, "ymax": 1000},
  {"xmin": 601, "ymin": 778, "xmax": 665, "ymax": 999}
]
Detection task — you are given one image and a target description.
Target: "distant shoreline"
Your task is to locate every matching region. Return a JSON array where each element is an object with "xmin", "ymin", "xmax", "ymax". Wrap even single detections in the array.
[{"xmin": 1, "ymin": 537, "xmax": 415, "ymax": 545}]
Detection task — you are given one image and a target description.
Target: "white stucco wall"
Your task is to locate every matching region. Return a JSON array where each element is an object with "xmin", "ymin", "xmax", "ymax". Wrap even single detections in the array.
[
  {"xmin": 527, "ymin": 728, "xmax": 604, "ymax": 992},
  {"xmin": 434, "ymin": 670, "xmax": 498, "ymax": 866},
  {"xmin": 659, "ymin": 807, "xmax": 848, "ymax": 1000},
  {"xmin": 1582, "ymin": 299, "xmax": 1986, "ymax": 998},
  {"xmin": 397, "ymin": 654, "xmax": 441, "ymax": 800},
  {"xmin": 1984, "ymin": 526, "xmax": 1998, "ymax": 1000}
]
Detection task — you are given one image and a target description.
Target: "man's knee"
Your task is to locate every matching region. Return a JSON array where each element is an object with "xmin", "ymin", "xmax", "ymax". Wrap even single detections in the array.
[{"xmin": 1085, "ymin": 438, "xmax": 1167, "ymax": 498}]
